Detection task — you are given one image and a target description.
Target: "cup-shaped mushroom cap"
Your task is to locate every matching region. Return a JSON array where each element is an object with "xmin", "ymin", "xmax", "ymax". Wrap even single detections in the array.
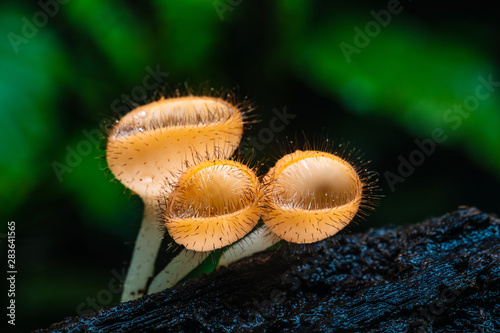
[
  {"xmin": 163, "ymin": 160, "xmax": 262, "ymax": 252},
  {"xmin": 263, "ymin": 150, "xmax": 363, "ymax": 243},
  {"xmin": 106, "ymin": 97, "xmax": 244, "ymax": 199}
]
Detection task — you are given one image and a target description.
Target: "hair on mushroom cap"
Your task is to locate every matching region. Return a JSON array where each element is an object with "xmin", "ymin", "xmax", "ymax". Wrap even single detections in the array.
[
  {"xmin": 160, "ymin": 159, "xmax": 264, "ymax": 252},
  {"xmin": 262, "ymin": 145, "xmax": 378, "ymax": 244},
  {"xmin": 105, "ymin": 87, "xmax": 253, "ymax": 302},
  {"xmin": 106, "ymin": 93, "xmax": 250, "ymax": 199}
]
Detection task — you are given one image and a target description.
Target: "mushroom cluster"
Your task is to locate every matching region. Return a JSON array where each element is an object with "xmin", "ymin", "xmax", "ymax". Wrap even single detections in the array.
[
  {"xmin": 107, "ymin": 94, "xmax": 249, "ymax": 301},
  {"xmin": 105, "ymin": 90, "xmax": 378, "ymax": 302}
]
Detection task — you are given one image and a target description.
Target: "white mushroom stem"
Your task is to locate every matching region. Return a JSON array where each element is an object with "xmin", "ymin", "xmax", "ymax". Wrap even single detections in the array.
[
  {"xmin": 218, "ymin": 226, "xmax": 277, "ymax": 267},
  {"xmin": 121, "ymin": 202, "xmax": 163, "ymax": 302},
  {"xmin": 146, "ymin": 227, "xmax": 277, "ymax": 296},
  {"xmin": 148, "ymin": 249, "xmax": 210, "ymax": 295}
]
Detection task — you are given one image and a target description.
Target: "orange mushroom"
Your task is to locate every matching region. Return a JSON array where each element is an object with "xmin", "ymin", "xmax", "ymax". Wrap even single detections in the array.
[
  {"xmin": 162, "ymin": 159, "xmax": 263, "ymax": 252},
  {"xmin": 106, "ymin": 95, "xmax": 246, "ymax": 302},
  {"xmin": 262, "ymin": 150, "xmax": 376, "ymax": 243}
]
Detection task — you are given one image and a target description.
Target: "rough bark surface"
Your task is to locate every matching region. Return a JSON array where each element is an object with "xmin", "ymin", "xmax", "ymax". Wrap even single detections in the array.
[{"xmin": 37, "ymin": 207, "xmax": 500, "ymax": 332}]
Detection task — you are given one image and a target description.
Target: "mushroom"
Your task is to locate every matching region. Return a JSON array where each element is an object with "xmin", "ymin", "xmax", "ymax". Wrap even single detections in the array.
[
  {"xmin": 106, "ymin": 95, "xmax": 245, "ymax": 301},
  {"xmin": 148, "ymin": 159, "xmax": 263, "ymax": 294},
  {"xmin": 218, "ymin": 147, "xmax": 378, "ymax": 265},
  {"xmin": 163, "ymin": 159, "xmax": 263, "ymax": 251},
  {"xmin": 262, "ymin": 150, "xmax": 377, "ymax": 243}
]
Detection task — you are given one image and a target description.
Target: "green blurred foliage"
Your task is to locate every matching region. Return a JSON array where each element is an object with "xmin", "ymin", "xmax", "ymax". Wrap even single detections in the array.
[
  {"xmin": 0, "ymin": 0, "xmax": 499, "ymax": 331},
  {"xmin": 293, "ymin": 15, "xmax": 500, "ymax": 179},
  {"xmin": 0, "ymin": 5, "xmax": 67, "ymax": 218},
  {"xmin": 66, "ymin": 0, "xmax": 153, "ymax": 81}
]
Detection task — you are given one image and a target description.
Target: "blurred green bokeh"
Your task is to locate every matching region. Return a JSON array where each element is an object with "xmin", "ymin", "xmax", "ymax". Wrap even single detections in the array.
[{"xmin": 1, "ymin": 0, "xmax": 499, "ymax": 331}]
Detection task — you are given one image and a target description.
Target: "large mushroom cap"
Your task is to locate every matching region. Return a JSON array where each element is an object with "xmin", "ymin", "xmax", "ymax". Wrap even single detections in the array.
[{"xmin": 106, "ymin": 96, "xmax": 244, "ymax": 199}]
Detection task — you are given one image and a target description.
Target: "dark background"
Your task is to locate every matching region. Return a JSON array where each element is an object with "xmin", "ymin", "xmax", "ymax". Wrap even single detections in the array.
[{"xmin": 1, "ymin": 0, "xmax": 499, "ymax": 331}]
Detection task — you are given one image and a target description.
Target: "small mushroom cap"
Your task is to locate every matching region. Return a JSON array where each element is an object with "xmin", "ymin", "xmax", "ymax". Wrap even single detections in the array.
[
  {"xmin": 263, "ymin": 150, "xmax": 363, "ymax": 243},
  {"xmin": 106, "ymin": 97, "xmax": 244, "ymax": 199},
  {"xmin": 163, "ymin": 159, "xmax": 263, "ymax": 252}
]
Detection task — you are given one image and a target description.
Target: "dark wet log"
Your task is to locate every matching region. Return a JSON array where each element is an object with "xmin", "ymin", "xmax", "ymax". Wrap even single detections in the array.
[{"xmin": 37, "ymin": 207, "xmax": 500, "ymax": 332}]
